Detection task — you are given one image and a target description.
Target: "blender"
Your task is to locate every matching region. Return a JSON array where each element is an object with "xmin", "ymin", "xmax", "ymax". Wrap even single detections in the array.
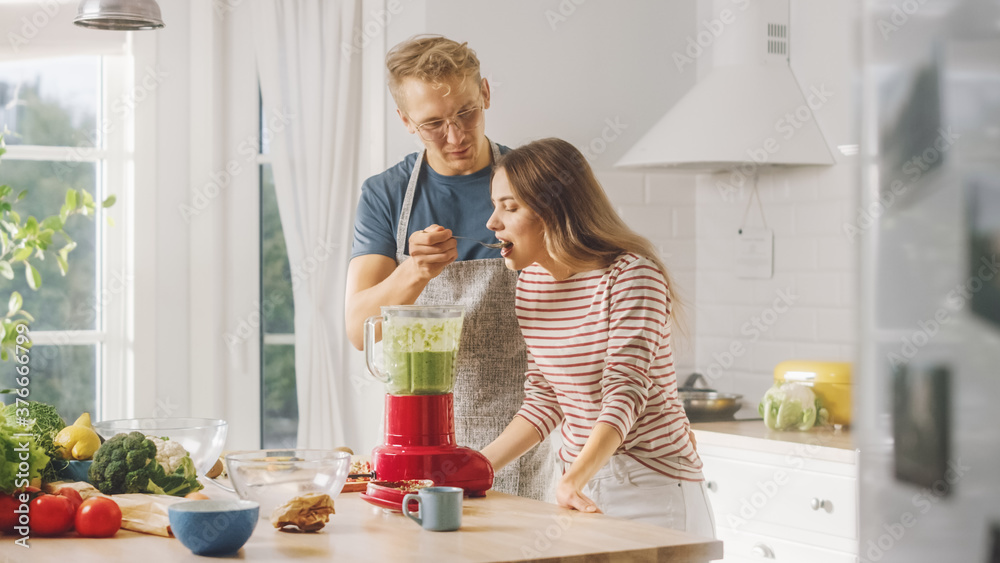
[{"xmin": 362, "ymin": 305, "xmax": 494, "ymax": 501}]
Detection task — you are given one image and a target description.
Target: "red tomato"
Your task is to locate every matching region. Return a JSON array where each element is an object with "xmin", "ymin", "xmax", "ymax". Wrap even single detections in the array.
[
  {"xmin": 56, "ymin": 487, "xmax": 83, "ymax": 512},
  {"xmin": 1, "ymin": 493, "xmax": 21, "ymax": 533},
  {"xmin": 74, "ymin": 497, "xmax": 122, "ymax": 538},
  {"xmin": 29, "ymin": 494, "xmax": 75, "ymax": 536}
]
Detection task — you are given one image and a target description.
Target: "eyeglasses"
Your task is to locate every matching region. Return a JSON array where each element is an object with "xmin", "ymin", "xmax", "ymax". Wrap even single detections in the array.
[{"xmin": 411, "ymin": 105, "xmax": 484, "ymax": 141}]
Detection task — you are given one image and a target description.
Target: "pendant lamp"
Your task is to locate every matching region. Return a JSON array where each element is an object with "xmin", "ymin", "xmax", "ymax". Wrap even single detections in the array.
[{"xmin": 74, "ymin": 0, "xmax": 165, "ymax": 30}]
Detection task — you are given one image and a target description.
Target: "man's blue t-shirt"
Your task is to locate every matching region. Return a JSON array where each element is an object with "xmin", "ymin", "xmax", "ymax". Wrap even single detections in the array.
[{"xmin": 350, "ymin": 146, "xmax": 510, "ymax": 262}]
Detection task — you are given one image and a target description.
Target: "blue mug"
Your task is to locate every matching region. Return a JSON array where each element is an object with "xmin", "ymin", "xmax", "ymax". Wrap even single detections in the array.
[{"xmin": 402, "ymin": 486, "xmax": 463, "ymax": 532}]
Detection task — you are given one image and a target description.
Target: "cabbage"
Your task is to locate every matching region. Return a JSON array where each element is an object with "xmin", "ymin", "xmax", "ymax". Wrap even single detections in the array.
[{"xmin": 758, "ymin": 383, "xmax": 828, "ymax": 431}]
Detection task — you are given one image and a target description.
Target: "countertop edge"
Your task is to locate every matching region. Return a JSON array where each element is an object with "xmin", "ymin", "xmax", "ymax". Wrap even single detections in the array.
[{"xmin": 691, "ymin": 421, "xmax": 857, "ymax": 465}]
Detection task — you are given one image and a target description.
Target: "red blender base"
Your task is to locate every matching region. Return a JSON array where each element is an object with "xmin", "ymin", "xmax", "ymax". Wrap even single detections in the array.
[{"xmin": 372, "ymin": 394, "xmax": 494, "ymax": 496}]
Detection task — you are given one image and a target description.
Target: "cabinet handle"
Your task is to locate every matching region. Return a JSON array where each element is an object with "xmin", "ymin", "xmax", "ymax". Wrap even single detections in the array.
[
  {"xmin": 810, "ymin": 498, "xmax": 832, "ymax": 511},
  {"xmin": 706, "ymin": 481, "xmax": 718, "ymax": 492},
  {"xmin": 751, "ymin": 543, "xmax": 776, "ymax": 558}
]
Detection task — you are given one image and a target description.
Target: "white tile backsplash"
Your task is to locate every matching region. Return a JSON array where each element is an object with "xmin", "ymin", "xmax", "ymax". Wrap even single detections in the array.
[
  {"xmin": 771, "ymin": 166, "xmax": 821, "ymax": 202},
  {"xmin": 599, "ymin": 171, "xmax": 645, "ymax": 205},
  {"xmin": 768, "ymin": 309, "xmax": 819, "ymax": 341},
  {"xmin": 752, "ymin": 273, "xmax": 797, "ymax": 304},
  {"xmin": 759, "ymin": 202, "xmax": 797, "ymax": 237},
  {"xmin": 696, "ymin": 238, "xmax": 735, "ymax": 272},
  {"xmin": 794, "ymin": 272, "xmax": 843, "ymax": 307},
  {"xmin": 691, "ymin": 202, "xmax": 743, "ymax": 240},
  {"xmin": 840, "ymin": 272, "xmax": 858, "ymax": 308},
  {"xmin": 793, "ymin": 342, "xmax": 846, "ymax": 360},
  {"xmin": 612, "ymin": 165, "xmax": 857, "ymax": 393},
  {"xmin": 818, "ymin": 162, "xmax": 856, "ymax": 201},
  {"xmin": 817, "ymin": 309, "xmax": 854, "ymax": 343},
  {"xmin": 752, "ymin": 340, "xmax": 798, "ymax": 374},
  {"xmin": 673, "ymin": 206, "xmax": 697, "ymax": 239},
  {"xmin": 673, "ymin": 271, "xmax": 697, "ymax": 305},
  {"xmin": 818, "ymin": 236, "xmax": 853, "ymax": 270},
  {"xmin": 697, "ymin": 168, "xmax": 856, "ymax": 387},
  {"xmin": 775, "ymin": 237, "xmax": 819, "ymax": 272},
  {"xmin": 697, "ymin": 336, "xmax": 755, "ymax": 377},
  {"xmin": 698, "ymin": 272, "xmax": 755, "ymax": 305},
  {"xmin": 646, "ymin": 173, "xmax": 697, "ymax": 203},
  {"xmin": 795, "ymin": 200, "xmax": 850, "ymax": 236},
  {"xmin": 697, "ymin": 305, "xmax": 736, "ymax": 338},
  {"xmin": 658, "ymin": 239, "xmax": 696, "ymax": 271},
  {"xmin": 618, "ymin": 205, "xmax": 673, "ymax": 240}
]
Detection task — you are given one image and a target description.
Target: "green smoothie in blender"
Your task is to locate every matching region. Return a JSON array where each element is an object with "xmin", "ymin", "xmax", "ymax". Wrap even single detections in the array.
[{"xmin": 382, "ymin": 315, "xmax": 463, "ymax": 395}]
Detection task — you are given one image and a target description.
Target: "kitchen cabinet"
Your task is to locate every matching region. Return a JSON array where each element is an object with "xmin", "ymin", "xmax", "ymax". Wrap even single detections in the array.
[{"xmin": 692, "ymin": 421, "xmax": 858, "ymax": 563}]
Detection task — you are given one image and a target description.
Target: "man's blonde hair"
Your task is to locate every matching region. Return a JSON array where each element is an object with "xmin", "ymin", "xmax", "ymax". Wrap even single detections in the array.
[{"xmin": 386, "ymin": 35, "xmax": 482, "ymax": 109}]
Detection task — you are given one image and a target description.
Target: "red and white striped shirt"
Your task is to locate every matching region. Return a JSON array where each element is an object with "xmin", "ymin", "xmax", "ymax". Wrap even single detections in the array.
[{"xmin": 514, "ymin": 253, "xmax": 704, "ymax": 482}]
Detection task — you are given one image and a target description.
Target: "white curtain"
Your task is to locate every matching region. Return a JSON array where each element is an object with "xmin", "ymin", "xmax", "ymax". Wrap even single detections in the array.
[{"xmin": 250, "ymin": 0, "xmax": 363, "ymax": 448}]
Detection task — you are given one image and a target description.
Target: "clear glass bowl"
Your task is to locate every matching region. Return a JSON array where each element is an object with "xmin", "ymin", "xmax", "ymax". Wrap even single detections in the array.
[
  {"xmin": 224, "ymin": 449, "xmax": 351, "ymax": 518},
  {"xmin": 92, "ymin": 417, "xmax": 228, "ymax": 476}
]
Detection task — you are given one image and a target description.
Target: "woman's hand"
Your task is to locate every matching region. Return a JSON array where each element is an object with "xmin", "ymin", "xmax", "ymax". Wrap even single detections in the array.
[
  {"xmin": 555, "ymin": 422, "xmax": 621, "ymax": 513},
  {"xmin": 555, "ymin": 473, "xmax": 601, "ymax": 514}
]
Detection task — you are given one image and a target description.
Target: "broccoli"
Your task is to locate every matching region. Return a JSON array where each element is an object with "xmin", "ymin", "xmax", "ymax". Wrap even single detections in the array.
[
  {"xmin": 89, "ymin": 431, "xmax": 203, "ymax": 496},
  {"xmin": 0, "ymin": 400, "xmax": 66, "ymax": 483}
]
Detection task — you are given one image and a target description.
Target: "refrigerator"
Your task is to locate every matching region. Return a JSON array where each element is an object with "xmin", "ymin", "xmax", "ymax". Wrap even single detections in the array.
[{"xmin": 860, "ymin": 0, "xmax": 1000, "ymax": 562}]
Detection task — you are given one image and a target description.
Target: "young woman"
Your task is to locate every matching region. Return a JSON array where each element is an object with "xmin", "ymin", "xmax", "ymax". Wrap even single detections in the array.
[{"xmin": 481, "ymin": 138, "xmax": 715, "ymax": 537}]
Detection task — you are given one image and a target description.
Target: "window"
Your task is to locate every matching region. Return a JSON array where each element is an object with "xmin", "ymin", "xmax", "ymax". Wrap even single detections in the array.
[
  {"xmin": 0, "ymin": 51, "xmax": 130, "ymax": 423},
  {"xmin": 259, "ymin": 101, "xmax": 298, "ymax": 448}
]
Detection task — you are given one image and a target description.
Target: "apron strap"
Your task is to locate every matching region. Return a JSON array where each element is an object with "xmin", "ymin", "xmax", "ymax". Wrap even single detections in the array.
[
  {"xmin": 395, "ymin": 150, "xmax": 424, "ymax": 262},
  {"xmin": 394, "ymin": 139, "xmax": 501, "ymax": 264}
]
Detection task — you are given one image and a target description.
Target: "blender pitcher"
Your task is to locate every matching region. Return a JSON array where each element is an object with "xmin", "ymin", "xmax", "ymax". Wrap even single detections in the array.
[{"xmin": 364, "ymin": 305, "xmax": 465, "ymax": 395}]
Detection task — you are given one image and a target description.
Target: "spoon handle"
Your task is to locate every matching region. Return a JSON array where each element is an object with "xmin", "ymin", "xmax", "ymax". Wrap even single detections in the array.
[{"xmin": 452, "ymin": 236, "xmax": 505, "ymax": 249}]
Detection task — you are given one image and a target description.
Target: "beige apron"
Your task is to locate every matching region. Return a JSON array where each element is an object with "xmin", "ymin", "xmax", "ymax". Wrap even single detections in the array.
[{"xmin": 394, "ymin": 141, "xmax": 552, "ymax": 501}]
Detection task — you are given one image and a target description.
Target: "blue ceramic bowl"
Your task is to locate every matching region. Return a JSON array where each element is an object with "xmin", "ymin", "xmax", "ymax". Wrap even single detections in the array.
[
  {"xmin": 168, "ymin": 500, "xmax": 259, "ymax": 556},
  {"xmin": 54, "ymin": 460, "xmax": 93, "ymax": 483}
]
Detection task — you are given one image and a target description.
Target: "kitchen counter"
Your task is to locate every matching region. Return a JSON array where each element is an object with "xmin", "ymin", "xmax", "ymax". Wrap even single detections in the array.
[
  {"xmin": 691, "ymin": 420, "xmax": 856, "ymax": 464},
  {"xmin": 18, "ymin": 490, "xmax": 723, "ymax": 562}
]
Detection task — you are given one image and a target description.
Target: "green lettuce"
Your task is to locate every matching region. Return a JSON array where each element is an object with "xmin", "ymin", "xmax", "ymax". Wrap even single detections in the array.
[{"xmin": 0, "ymin": 420, "xmax": 50, "ymax": 493}]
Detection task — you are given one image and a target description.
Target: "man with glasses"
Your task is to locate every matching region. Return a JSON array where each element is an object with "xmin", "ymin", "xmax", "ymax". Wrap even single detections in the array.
[{"xmin": 345, "ymin": 35, "xmax": 551, "ymax": 501}]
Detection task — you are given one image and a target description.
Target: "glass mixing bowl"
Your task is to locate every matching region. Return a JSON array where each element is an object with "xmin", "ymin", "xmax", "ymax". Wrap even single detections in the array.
[
  {"xmin": 223, "ymin": 449, "xmax": 351, "ymax": 518},
  {"xmin": 92, "ymin": 417, "xmax": 228, "ymax": 477}
]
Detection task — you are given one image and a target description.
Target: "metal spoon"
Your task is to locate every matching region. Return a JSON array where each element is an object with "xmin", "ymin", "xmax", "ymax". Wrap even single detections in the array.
[
  {"xmin": 419, "ymin": 230, "xmax": 510, "ymax": 249},
  {"xmin": 452, "ymin": 235, "xmax": 510, "ymax": 250}
]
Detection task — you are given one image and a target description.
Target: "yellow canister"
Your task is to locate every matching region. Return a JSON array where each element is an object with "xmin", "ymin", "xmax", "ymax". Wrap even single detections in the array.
[{"xmin": 773, "ymin": 360, "xmax": 852, "ymax": 426}]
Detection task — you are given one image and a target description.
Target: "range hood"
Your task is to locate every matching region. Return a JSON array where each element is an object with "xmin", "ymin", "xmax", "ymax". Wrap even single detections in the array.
[{"xmin": 616, "ymin": 0, "xmax": 835, "ymax": 170}]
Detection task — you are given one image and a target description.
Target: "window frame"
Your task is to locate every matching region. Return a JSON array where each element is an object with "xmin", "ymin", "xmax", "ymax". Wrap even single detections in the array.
[{"xmin": 0, "ymin": 52, "xmax": 132, "ymax": 420}]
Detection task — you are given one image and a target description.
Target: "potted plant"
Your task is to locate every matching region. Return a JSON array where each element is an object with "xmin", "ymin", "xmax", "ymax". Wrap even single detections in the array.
[{"xmin": 0, "ymin": 134, "xmax": 115, "ymax": 360}]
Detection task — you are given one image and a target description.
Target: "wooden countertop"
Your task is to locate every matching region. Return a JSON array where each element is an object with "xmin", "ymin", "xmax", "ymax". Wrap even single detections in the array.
[
  {"xmin": 19, "ymin": 490, "xmax": 723, "ymax": 562},
  {"xmin": 691, "ymin": 420, "xmax": 857, "ymax": 464}
]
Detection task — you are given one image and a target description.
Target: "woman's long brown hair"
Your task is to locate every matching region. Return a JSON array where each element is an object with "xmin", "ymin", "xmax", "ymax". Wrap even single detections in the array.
[{"xmin": 494, "ymin": 137, "xmax": 685, "ymax": 332}]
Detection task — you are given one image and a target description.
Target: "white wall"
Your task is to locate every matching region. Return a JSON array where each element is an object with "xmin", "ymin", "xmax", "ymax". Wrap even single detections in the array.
[
  {"xmin": 380, "ymin": 0, "xmax": 701, "ymax": 374},
  {"xmin": 378, "ymin": 1, "xmax": 860, "ymax": 402},
  {"xmin": 691, "ymin": 0, "xmax": 860, "ymax": 404}
]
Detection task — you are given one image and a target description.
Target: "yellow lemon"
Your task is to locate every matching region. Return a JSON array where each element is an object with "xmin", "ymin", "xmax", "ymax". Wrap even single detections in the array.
[
  {"xmin": 72, "ymin": 412, "xmax": 94, "ymax": 430},
  {"xmin": 54, "ymin": 424, "xmax": 102, "ymax": 460}
]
